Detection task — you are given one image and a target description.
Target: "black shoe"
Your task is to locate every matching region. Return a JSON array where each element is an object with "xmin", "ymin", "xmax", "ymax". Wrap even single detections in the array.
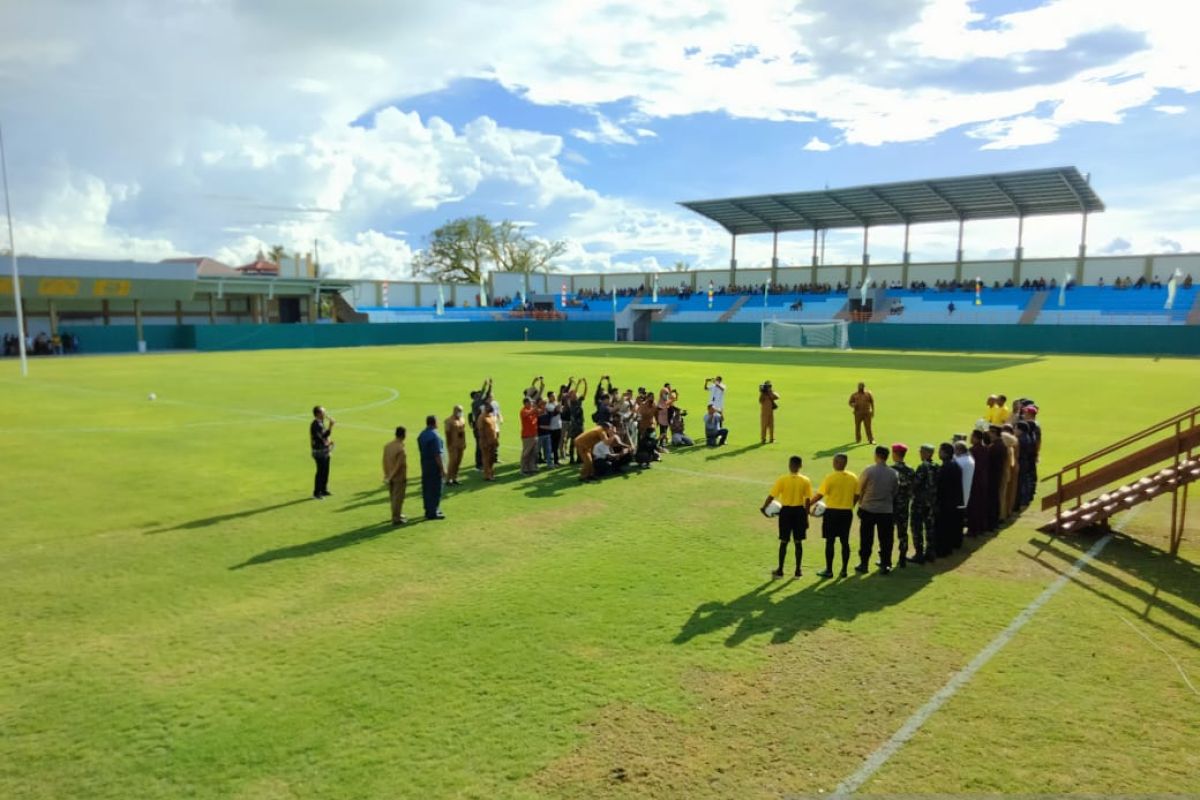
[
  {"xmin": 313, "ymin": 493, "xmax": 324, "ymax": 500},
  {"xmin": 770, "ymin": 568, "xmax": 784, "ymax": 578},
  {"xmin": 321, "ymin": 491, "xmax": 333, "ymax": 497},
  {"xmin": 911, "ymin": 554, "xmax": 925, "ymax": 564},
  {"xmin": 426, "ymin": 512, "xmax": 445, "ymax": 520},
  {"xmin": 899, "ymin": 556, "xmax": 907, "ymax": 568},
  {"xmin": 854, "ymin": 564, "xmax": 868, "ymax": 574},
  {"xmin": 393, "ymin": 516, "xmax": 407, "ymax": 526},
  {"xmin": 816, "ymin": 569, "xmax": 833, "ymax": 579},
  {"xmin": 793, "ymin": 569, "xmax": 803, "ymax": 578},
  {"xmin": 839, "ymin": 568, "xmax": 848, "ymax": 578},
  {"xmin": 879, "ymin": 565, "xmax": 892, "ymax": 574}
]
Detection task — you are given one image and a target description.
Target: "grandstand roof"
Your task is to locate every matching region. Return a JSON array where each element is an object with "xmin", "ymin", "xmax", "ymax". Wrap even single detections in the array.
[{"xmin": 679, "ymin": 167, "xmax": 1104, "ymax": 235}]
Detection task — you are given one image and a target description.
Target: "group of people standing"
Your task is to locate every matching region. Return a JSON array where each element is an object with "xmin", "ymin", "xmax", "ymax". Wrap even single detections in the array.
[{"xmin": 759, "ymin": 392, "xmax": 1043, "ymax": 579}]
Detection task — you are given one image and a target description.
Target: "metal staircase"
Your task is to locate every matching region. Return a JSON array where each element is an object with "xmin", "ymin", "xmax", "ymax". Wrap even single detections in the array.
[{"xmin": 1040, "ymin": 406, "xmax": 1199, "ymax": 554}]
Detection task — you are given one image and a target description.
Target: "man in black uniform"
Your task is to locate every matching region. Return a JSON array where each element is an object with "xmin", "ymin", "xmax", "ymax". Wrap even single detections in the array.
[{"xmin": 310, "ymin": 405, "xmax": 334, "ymax": 499}]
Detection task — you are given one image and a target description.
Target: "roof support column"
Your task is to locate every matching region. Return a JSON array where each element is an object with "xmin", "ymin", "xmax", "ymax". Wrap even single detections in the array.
[
  {"xmin": 771, "ymin": 230, "xmax": 779, "ymax": 286},
  {"xmin": 902, "ymin": 222, "xmax": 911, "ymax": 265},
  {"xmin": 1076, "ymin": 211, "xmax": 1089, "ymax": 284},
  {"xmin": 1014, "ymin": 215, "xmax": 1025, "ymax": 285},
  {"xmin": 134, "ymin": 299, "xmax": 144, "ymax": 351},
  {"xmin": 860, "ymin": 226, "xmax": 870, "ymax": 285},
  {"xmin": 811, "ymin": 228, "xmax": 819, "ymax": 267},
  {"xmin": 954, "ymin": 218, "xmax": 965, "ymax": 283},
  {"xmin": 730, "ymin": 234, "xmax": 738, "ymax": 275},
  {"xmin": 208, "ymin": 293, "xmax": 215, "ymax": 324}
]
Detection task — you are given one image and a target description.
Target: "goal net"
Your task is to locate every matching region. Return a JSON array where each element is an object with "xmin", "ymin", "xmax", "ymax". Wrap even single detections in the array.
[{"xmin": 761, "ymin": 319, "xmax": 850, "ymax": 350}]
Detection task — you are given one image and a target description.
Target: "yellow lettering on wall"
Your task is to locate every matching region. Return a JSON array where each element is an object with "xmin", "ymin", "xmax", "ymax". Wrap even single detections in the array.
[
  {"xmin": 0, "ymin": 277, "xmax": 11, "ymax": 294},
  {"xmin": 93, "ymin": 279, "xmax": 131, "ymax": 297},
  {"xmin": 38, "ymin": 278, "xmax": 80, "ymax": 297}
]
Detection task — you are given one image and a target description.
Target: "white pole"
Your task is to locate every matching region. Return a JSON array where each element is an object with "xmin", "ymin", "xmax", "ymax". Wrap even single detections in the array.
[{"xmin": 0, "ymin": 123, "xmax": 28, "ymax": 376}]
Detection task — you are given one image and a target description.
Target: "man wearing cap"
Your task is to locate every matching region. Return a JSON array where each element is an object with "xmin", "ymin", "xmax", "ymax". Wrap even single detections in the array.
[
  {"xmin": 890, "ymin": 444, "xmax": 916, "ymax": 567},
  {"xmin": 444, "ymin": 405, "xmax": 467, "ymax": 485},
  {"xmin": 848, "ymin": 381, "xmax": 875, "ymax": 444},
  {"xmin": 856, "ymin": 445, "xmax": 899, "ymax": 574},
  {"xmin": 813, "ymin": 453, "xmax": 858, "ymax": 579},
  {"xmin": 910, "ymin": 444, "xmax": 939, "ymax": 563},
  {"xmin": 759, "ymin": 380, "xmax": 779, "ymax": 444},
  {"xmin": 760, "ymin": 455, "xmax": 813, "ymax": 578}
]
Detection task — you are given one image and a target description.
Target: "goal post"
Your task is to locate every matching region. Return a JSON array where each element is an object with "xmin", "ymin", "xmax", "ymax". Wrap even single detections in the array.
[{"xmin": 761, "ymin": 319, "xmax": 850, "ymax": 350}]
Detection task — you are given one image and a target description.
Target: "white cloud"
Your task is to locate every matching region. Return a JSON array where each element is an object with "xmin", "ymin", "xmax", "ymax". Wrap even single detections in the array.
[
  {"xmin": 802, "ymin": 136, "xmax": 833, "ymax": 151},
  {"xmin": 1154, "ymin": 104, "xmax": 1186, "ymax": 114},
  {"xmin": 968, "ymin": 115, "xmax": 1062, "ymax": 149},
  {"xmin": 570, "ymin": 113, "xmax": 639, "ymax": 146}
]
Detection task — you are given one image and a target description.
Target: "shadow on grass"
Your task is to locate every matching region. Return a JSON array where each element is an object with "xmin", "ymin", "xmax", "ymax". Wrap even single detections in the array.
[
  {"xmin": 676, "ymin": 524, "xmax": 1000, "ymax": 647},
  {"xmin": 1019, "ymin": 530, "xmax": 1200, "ymax": 650},
  {"xmin": 147, "ymin": 498, "xmax": 312, "ymax": 534},
  {"xmin": 814, "ymin": 441, "xmax": 870, "ymax": 458},
  {"xmin": 229, "ymin": 521, "xmax": 404, "ymax": 569},
  {"xmin": 527, "ymin": 345, "xmax": 1040, "ymax": 374}
]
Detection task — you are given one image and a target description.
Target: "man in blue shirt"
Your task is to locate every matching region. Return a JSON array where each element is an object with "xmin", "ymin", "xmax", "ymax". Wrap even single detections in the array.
[{"xmin": 417, "ymin": 415, "xmax": 446, "ymax": 520}]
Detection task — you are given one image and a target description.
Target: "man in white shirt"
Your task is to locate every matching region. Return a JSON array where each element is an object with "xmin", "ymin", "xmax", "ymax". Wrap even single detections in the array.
[
  {"xmin": 592, "ymin": 433, "xmax": 630, "ymax": 478},
  {"xmin": 705, "ymin": 376, "xmax": 726, "ymax": 411},
  {"xmin": 953, "ymin": 440, "xmax": 975, "ymax": 515}
]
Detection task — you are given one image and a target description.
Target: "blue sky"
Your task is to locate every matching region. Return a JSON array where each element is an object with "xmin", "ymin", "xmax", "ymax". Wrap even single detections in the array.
[{"xmin": 1, "ymin": 0, "xmax": 1197, "ymax": 276}]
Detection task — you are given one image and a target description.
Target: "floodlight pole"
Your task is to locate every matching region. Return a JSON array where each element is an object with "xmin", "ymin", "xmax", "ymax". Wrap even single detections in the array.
[{"xmin": 0, "ymin": 122, "xmax": 28, "ymax": 377}]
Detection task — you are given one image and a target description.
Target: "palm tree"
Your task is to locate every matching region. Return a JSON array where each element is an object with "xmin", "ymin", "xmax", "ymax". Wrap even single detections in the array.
[{"xmin": 267, "ymin": 244, "xmax": 287, "ymax": 265}]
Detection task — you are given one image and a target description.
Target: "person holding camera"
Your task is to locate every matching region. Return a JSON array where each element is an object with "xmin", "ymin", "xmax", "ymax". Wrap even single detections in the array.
[
  {"xmin": 703, "ymin": 404, "xmax": 728, "ymax": 447},
  {"xmin": 704, "ymin": 375, "xmax": 726, "ymax": 411},
  {"xmin": 309, "ymin": 405, "xmax": 335, "ymax": 499},
  {"xmin": 759, "ymin": 380, "xmax": 779, "ymax": 444}
]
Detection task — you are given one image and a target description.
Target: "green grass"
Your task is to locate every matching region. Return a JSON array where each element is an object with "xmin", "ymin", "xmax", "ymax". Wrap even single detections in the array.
[{"xmin": 1, "ymin": 342, "xmax": 1198, "ymax": 799}]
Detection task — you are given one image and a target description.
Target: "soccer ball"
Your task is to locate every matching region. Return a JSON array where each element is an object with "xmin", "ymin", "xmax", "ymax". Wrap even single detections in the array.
[
  {"xmin": 810, "ymin": 500, "xmax": 827, "ymax": 517},
  {"xmin": 764, "ymin": 499, "xmax": 782, "ymax": 517},
  {"xmin": 148, "ymin": 392, "xmax": 157, "ymax": 401}
]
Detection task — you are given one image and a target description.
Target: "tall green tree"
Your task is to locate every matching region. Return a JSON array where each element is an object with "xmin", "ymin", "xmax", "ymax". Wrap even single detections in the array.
[
  {"xmin": 412, "ymin": 216, "xmax": 495, "ymax": 283},
  {"xmin": 672, "ymin": 260, "xmax": 691, "ymax": 272},
  {"xmin": 490, "ymin": 220, "xmax": 567, "ymax": 276},
  {"xmin": 267, "ymin": 244, "xmax": 287, "ymax": 265}
]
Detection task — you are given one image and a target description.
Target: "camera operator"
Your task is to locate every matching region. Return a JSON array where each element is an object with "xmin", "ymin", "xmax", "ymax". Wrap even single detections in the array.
[{"xmin": 759, "ymin": 380, "xmax": 779, "ymax": 444}]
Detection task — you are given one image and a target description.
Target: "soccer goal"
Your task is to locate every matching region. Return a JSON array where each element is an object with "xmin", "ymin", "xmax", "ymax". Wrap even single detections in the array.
[{"xmin": 761, "ymin": 319, "xmax": 850, "ymax": 350}]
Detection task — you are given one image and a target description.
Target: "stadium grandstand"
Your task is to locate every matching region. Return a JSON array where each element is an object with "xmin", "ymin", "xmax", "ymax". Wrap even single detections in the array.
[{"xmin": 3, "ymin": 168, "xmax": 1198, "ymax": 355}]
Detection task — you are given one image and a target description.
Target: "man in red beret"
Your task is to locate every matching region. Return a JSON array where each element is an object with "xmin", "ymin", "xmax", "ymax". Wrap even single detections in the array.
[{"xmin": 889, "ymin": 443, "xmax": 915, "ymax": 567}]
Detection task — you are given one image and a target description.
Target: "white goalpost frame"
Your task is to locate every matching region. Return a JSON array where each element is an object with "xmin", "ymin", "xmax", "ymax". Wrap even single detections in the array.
[{"xmin": 760, "ymin": 318, "xmax": 850, "ymax": 350}]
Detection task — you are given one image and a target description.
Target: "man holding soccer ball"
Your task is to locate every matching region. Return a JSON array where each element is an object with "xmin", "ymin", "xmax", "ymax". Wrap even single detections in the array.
[{"xmin": 760, "ymin": 455, "xmax": 813, "ymax": 578}]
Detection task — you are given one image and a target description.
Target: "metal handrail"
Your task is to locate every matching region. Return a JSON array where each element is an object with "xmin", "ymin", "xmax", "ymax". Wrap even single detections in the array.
[{"xmin": 1051, "ymin": 406, "xmax": 1200, "ymax": 474}]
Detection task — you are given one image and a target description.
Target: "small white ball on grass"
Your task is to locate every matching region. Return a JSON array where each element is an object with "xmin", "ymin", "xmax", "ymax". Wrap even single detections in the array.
[{"xmin": 148, "ymin": 392, "xmax": 157, "ymax": 401}]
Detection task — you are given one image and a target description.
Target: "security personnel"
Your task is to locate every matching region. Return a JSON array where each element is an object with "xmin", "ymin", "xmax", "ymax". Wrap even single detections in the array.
[
  {"xmin": 416, "ymin": 415, "xmax": 445, "ymax": 520},
  {"xmin": 760, "ymin": 455, "xmax": 813, "ymax": 578},
  {"xmin": 574, "ymin": 423, "xmax": 609, "ymax": 481},
  {"xmin": 848, "ymin": 381, "xmax": 875, "ymax": 444},
  {"xmin": 443, "ymin": 406, "xmax": 467, "ymax": 485},
  {"xmin": 382, "ymin": 427, "xmax": 408, "ymax": 525},
  {"xmin": 910, "ymin": 444, "xmax": 939, "ymax": 563},
  {"xmin": 759, "ymin": 380, "xmax": 779, "ymax": 444},
  {"xmin": 889, "ymin": 443, "xmax": 915, "ymax": 567}
]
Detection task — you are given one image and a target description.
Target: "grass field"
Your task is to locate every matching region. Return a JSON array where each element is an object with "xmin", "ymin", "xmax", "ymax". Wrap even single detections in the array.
[{"xmin": 2, "ymin": 341, "xmax": 1198, "ymax": 799}]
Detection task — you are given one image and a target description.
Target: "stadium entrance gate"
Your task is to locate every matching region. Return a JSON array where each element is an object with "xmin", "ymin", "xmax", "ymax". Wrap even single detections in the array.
[{"xmin": 615, "ymin": 303, "xmax": 668, "ymax": 342}]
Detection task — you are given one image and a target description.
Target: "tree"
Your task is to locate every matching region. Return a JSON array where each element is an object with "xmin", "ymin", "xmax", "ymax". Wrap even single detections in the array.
[
  {"xmin": 490, "ymin": 220, "xmax": 566, "ymax": 276},
  {"xmin": 412, "ymin": 216, "xmax": 495, "ymax": 283},
  {"xmin": 672, "ymin": 260, "xmax": 691, "ymax": 272},
  {"xmin": 267, "ymin": 244, "xmax": 287, "ymax": 265}
]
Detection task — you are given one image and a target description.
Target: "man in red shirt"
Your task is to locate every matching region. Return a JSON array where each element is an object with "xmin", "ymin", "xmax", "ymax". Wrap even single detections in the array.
[{"xmin": 519, "ymin": 396, "xmax": 540, "ymax": 475}]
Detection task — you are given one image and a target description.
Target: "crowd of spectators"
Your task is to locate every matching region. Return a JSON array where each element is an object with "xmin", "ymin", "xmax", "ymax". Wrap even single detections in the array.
[{"xmin": 3, "ymin": 332, "xmax": 78, "ymax": 356}]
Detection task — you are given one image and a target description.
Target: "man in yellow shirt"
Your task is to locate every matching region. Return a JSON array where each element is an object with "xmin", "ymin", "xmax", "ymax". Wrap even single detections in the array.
[
  {"xmin": 760, "ymin": 455, "xmax": 813, "ymax": 578},
  {"xmin": 991, "ymin": 394, "xmax": 1011, "ymax": 425},
  {"xmin": 382, "ymin": 426, "xmax": 407, "ymax": 525},
  {"xmin": 811, "ymin": 453, "xmax": 858, "ymax": 578}
]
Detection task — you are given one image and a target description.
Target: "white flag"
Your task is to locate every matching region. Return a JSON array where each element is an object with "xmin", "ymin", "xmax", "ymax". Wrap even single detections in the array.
[
  {"xmin": 1058, "ymin": 272, "xmax": 1071, "ymax": 307},
  {"xmin": 1165, "ymin": 269, "xmax": 1181, "ymax": 310},
  {"xmin": 652, "ymin": 273, "xmax": 658, "ymax": 303},
  {"xmin": 436, "ymin": 284, "xmax": 445, "ymax": 316},
  {"xmin": 479, "ymin": 273, "xmax": 487, "ymax": 307},
  {"xmin": 859, "ymin": 274, "xmax": 871, "ymax": 305},
  {"xmin": 763, "ymin": 283, "xmax": 769, "ymax": 307}
]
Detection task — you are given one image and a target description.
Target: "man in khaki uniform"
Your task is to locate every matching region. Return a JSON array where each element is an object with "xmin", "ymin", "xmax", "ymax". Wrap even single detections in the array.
[
  {"xmin": 382, "ymin": 426, "xmax": 408, "ymax": 525},
  {"xmin": 476, "ymin": 404, "xmax": 499, "ymax": 481},
  {"xmin": 574, "ymin": 423, "xmax": 609, "ymax": 481},
  {"xmin": 848, "ymin": 381, "xmax": 875, "ymax": 444},
  {"xmin": 444, "ymin": 405, "xmax": 467, "ymax": 484},
  {"xmin": 759, "ymin": 380, "xmax": 779, "ymax": 444}
]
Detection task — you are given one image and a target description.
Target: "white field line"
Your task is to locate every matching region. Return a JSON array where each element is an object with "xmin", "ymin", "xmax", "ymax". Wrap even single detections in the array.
[
  {"xmin": 831, "ymin": 506, "xmax": 1142, "ymax": 797},
  {"xmin": 1116, "ymin": 615, "xmax": 1200, "ymax": 698}
]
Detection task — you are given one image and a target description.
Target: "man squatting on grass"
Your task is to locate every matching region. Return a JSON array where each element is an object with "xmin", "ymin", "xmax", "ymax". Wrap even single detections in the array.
[{"xmin": 760, "ymin": 456, "xmax": 813, "ymax": 578}]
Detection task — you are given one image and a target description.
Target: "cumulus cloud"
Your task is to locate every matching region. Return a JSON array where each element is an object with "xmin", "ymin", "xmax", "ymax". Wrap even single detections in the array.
[{"xmin": 0, "ymin": 0, "xmax": 1196, "ymax": 278}]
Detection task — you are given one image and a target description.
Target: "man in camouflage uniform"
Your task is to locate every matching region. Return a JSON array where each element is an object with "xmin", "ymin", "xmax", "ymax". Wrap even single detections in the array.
[
  {"xmin": 909, "ymin": 443, "xmax": 939, "ymax": 563},
  {"xmin": 889, "ymin": 443, "xmax": 916, "ymax": 567}
]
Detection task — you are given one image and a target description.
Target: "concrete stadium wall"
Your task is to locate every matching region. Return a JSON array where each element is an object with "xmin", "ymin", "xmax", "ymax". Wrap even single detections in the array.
[{"xmin": 53, "ymin": 320, "xmax": 1200, "ymax": 357}]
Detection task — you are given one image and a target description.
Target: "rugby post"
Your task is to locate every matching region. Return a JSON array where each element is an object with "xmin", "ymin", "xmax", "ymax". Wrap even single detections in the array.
[{"xmin": 0, "ymin": 122, "xmax": 27, "ymax": 377}]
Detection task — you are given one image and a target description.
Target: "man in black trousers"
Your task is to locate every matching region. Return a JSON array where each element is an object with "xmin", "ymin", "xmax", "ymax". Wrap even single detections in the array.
[
  {"xmin": 310, "ymin": 405, "xmax": 334, "ymax": 499},
  {"xmin": 417, "ymin": 414, "xmax": 446, "ymax": 520},
  {"xmin": 855, "ymin": 445, "xmax": 898, "ymax": 574}
]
